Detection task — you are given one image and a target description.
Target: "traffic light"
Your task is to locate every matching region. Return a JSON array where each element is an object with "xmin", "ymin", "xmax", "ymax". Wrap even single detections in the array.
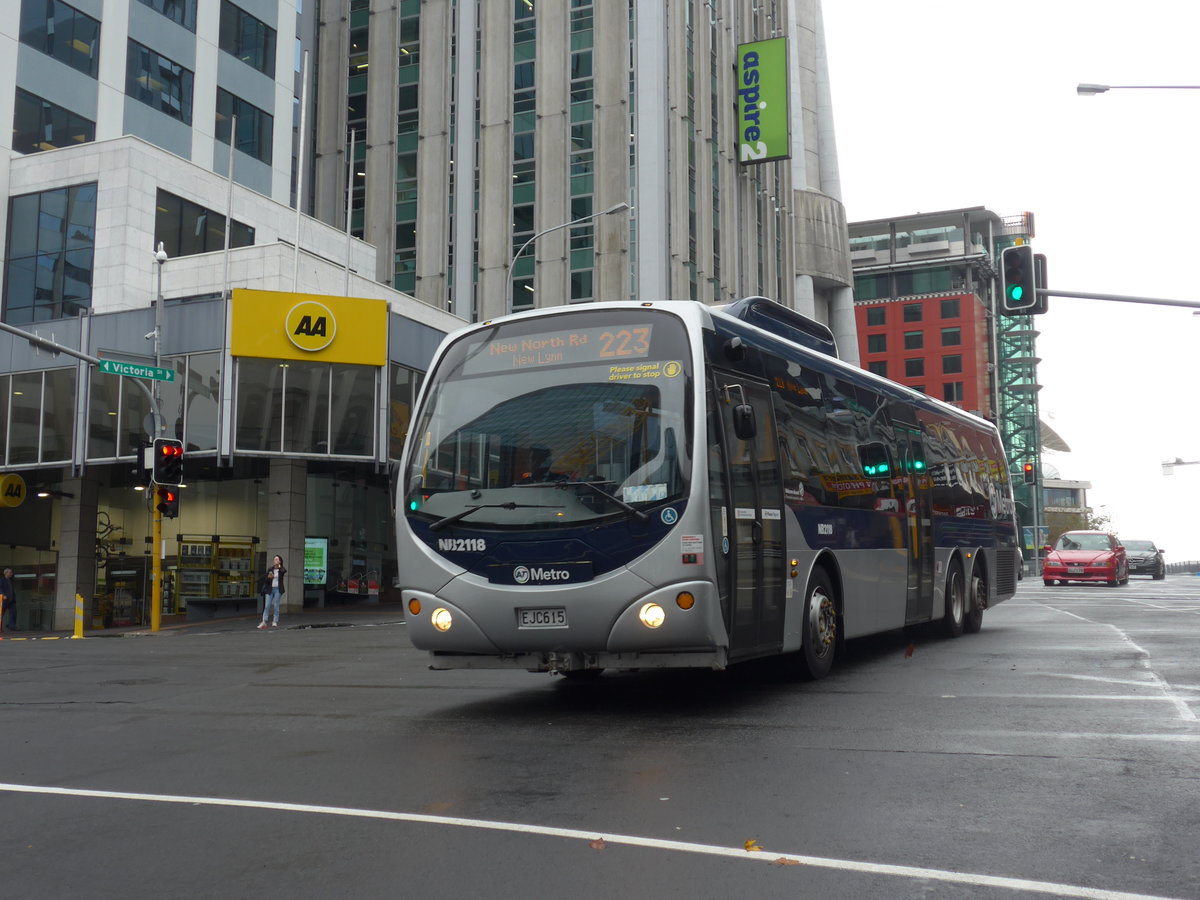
[
  {"xmin": 1000, "ymin": 244, "xmax": 1036, "ymax": 314},
  {"xmin": 1023, "ymin": 461, "xmax": 1036, "ymax": 484},
  {"xmin": 156, "ymin": 486, "xmax": 179, "ymax": 518},
  {"xmin": 152, "ymin": 438, "xmax": 184, "ymax": 485}
]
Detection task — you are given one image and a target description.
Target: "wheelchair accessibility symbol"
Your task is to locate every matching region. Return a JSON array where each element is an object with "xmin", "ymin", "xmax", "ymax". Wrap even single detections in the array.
[{"xmin": 661, "ymin": 508, "xmax": 678, "ymax": 525}]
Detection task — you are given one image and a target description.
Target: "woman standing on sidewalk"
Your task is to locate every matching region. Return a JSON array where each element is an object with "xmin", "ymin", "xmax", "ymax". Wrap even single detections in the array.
[{"xmin": 258, "ymin": 556, "xmax": 286, "ymax": 629}]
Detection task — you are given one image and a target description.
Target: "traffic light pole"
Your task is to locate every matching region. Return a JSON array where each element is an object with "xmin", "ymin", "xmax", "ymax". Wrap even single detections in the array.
[
  {"xmin": 151, "ymin": 496, "xmax": 162, "ymax": 632},
  {"xmin": 1038, "ymin": 289, "xmax": 1200, "ymax": 309}
]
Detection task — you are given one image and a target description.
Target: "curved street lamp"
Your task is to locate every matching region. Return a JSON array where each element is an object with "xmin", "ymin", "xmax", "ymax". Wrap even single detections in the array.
[
  {"xmin": 1077, "ymin": 83, "xmax": 1200, "ymax": 96},
  {"xmin": 505, "ymin": 201, "xmax": 631, "ymax": 313}
]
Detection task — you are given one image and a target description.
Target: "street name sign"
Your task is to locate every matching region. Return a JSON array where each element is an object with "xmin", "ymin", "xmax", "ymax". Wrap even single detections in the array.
[{"xmin": 99, "ymin": 359, "xmax": 175, "ymax": 382}]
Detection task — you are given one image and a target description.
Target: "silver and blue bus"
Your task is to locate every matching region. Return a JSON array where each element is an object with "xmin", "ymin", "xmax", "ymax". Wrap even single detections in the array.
[{"xmin": 397, "ymin": 298, "xmax": 1019, "ymax": 678}]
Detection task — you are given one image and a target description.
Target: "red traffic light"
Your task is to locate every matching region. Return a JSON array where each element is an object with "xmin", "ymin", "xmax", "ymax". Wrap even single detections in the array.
[
  {"xmin": 152, "ymin": 438, "xmax": 184, "ymax": 485},
  {"xmin": 1023, "ymin": 462, "xmax": 1036, "ymax": 484},
  {"xmin": 156, "ymin": 487, "xmax": 179, "ymax": 518}
]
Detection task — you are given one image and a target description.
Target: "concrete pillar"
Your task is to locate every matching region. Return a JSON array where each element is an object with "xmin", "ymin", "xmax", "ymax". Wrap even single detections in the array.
[
  {"xmin": 267, "ymin": 458, "xmax": 308, "ymax": 613},
  {"xmin": 53, "ymin": 476, "xmax": 99, "ymax": 631}
]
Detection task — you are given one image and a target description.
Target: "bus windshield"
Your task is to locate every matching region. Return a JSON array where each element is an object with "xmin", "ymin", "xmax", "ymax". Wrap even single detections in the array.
[{"xmin": 405, "ymin": 310, "xmax": 693, "ymax": 529}]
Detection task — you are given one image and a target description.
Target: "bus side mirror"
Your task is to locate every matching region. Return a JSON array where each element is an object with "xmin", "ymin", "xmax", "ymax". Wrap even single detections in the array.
[{"xmin": 733, "ymin": 403, "xmax": 757, "ymax": 440}]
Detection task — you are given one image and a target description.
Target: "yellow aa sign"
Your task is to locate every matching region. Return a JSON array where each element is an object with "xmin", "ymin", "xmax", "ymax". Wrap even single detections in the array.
[
  {"xmin": 0, "ymin": 473, "xmax": 27, "ymax": 508},
  {"xmin": 286, "ymin": 300, "xmax": 337, "ymax": 353}
]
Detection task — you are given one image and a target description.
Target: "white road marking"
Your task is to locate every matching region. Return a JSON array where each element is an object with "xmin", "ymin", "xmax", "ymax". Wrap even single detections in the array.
[
  {"xmin": 1033, "ymin": 603, "xmax": 1197, "ymax": 721},
  {"xmin": 0, "ymin": 782, "xmax": 1188, "ymax": 900}
]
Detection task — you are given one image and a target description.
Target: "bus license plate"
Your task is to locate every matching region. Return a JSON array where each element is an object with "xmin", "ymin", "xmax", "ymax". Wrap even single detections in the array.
[
  {"xmin": 518, "ymin": 607, "xmax": 568, "ymax": 629},
  {"xmin": 1067, "ymin": 566, "xmax": 1084, "ymax": 575}
]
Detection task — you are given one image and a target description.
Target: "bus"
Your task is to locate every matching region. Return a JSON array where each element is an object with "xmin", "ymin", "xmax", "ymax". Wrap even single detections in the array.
[{"xmin": 397, "ymin": 297, "xmax": 1020, "ymax": 678}]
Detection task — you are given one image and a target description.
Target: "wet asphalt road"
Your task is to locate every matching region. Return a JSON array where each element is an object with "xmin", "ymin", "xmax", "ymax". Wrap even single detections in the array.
[{"xmin": 2, "ymin": 578, "xmax": 1198, "ymax": 900}]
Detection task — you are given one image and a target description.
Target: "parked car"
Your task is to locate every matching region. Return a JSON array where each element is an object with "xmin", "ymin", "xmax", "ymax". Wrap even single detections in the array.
[
  {"xmin": 1122, "ymin": 539, "xmax": 1166, "ymax": 580},
  {"xmin": 1043, "ymin": 530, "xmax": 1128, "ymax": 586}
]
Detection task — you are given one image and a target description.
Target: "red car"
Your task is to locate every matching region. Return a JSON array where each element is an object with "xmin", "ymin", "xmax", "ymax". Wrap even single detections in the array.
[{"xmin": 1042, "ymin": 530, "xmax": 1128, "ymax": 586}]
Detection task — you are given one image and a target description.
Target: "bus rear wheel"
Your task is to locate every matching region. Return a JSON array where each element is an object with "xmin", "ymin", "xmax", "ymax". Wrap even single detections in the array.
[
  {"xmin": 797, "ymin": 568, "xmax": 837, "ymax": 680},
  {"xmin": 964, "ymin": 571, "xmax": 985, "ymax": 634},
  {"xmin": 941, "ymin": 562, "xmax": 965, "ymax": 638}
]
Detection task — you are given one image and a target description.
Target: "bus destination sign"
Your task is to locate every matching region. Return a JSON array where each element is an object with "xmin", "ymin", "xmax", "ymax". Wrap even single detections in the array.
[{"xmin": 462, "ymin": 324, "xmax": 655, "ymax": 375}]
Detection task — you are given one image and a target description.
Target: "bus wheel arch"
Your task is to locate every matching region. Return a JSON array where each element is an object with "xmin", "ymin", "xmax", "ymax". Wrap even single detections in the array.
[{"xmin": 796, "ymin": 556, "xmax": 840, "ymax": 680}]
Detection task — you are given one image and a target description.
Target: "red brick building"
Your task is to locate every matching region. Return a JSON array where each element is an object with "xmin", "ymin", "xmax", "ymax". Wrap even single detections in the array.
[{"xmin": 848, "ymin": 208, "xmax": 1008, "ymax": 421}]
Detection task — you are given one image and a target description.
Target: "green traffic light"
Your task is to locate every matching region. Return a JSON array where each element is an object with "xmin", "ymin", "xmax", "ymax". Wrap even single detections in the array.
[{"xmin": 1008, "ymin": 284, "xmax": 1024, "ymax": 302}]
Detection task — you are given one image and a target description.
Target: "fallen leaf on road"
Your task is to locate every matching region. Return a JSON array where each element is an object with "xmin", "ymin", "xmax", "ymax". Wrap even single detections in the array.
[
  {"xmin": 589, "ymin": 838, "xmax": 606, "ymax": 850},
  {"xmin": 773, "ymin": 857, "xmax": 802, "ymax": 866},
  {"xmin": 745, "ymin": 839, "xmax": 763, "ymax": 852}
]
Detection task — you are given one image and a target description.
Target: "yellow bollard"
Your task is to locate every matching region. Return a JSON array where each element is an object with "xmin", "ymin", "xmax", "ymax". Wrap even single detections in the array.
[{"xmin": 72, "ymin": 593, "xmax": 86, "ymax": 639}]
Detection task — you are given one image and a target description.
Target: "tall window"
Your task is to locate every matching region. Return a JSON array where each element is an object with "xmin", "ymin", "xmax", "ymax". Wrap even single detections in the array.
[
  {"xmin": 19, "ymin": 0, "xmax": 100, "ymax": 77},
  {"xmin": 11, "ymin": 89, "xmax": 95, "ymax": 154},
  {"xmin": 866, "ymin": 334, "xmax": 886, "ymax": 353},
  {"xmin": 127, "ymin": 40, "xmax": 194, "ymax": 124},
  {"xmin": 216, "ymin": 89, "xmax": 273, "ymax": 164},
  {"xmin": 4, "ymin": 183, "xmax": 96, "ymax": 324},
  {"xmin": 219, "ymin": 0, "xmax": 276, "ymax": 77},
  {"xmin": 154, "ymin": 189, "xmax": 254, "ymax": 258}
]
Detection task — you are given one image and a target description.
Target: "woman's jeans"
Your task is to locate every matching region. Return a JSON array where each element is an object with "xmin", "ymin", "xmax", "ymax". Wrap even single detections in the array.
[{"xmin": 263, "ymin": 589, "xmax": 281, "ymax": 624}]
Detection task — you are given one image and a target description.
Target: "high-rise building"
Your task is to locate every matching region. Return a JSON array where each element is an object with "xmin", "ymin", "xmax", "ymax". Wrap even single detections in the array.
[{"xmin": 312, "ymin": 1, "xmax": 856, "ymax": 355}]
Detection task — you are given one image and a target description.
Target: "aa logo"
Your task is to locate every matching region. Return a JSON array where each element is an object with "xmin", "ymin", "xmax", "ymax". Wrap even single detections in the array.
[
  {"xmin": 0, "ymin": 473, "xmax": 26, "ymax": 508},
  {"xmin": 286, "ymin": 301, "xmax": 337, "ymax": 352}
]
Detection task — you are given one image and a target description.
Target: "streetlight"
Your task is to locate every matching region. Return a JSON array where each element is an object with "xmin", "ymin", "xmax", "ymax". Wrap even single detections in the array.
[
  {"xmin": 505, "ymin": 201, "xmax": 631, "ymax": 313},
  {"xmin": 1077, "ymin": 83, "xmax": 1200, "ymax": 96}
]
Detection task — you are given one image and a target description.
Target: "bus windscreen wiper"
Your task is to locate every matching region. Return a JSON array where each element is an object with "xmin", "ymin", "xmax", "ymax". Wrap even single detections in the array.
[
  {"xmin": 538, "ymin": 480, "xmax": 651, "ymax": 522},
  {"xmin": 428, "ymin": 502, "xmax": 562, "ymax": 532}
]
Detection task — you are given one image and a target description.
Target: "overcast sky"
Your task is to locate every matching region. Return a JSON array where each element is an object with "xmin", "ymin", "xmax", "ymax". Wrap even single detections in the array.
[{"xmin": 822, "ymin": 0, "xmax": 1200, "ymax": 561}]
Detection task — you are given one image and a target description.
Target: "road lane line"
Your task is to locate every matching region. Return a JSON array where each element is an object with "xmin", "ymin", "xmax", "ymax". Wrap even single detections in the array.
[
  {"xmin": 0, "ymin": 782, "xmax": 1187, "ymax": 900},
  {"xmin": 1034, "ymin": 603, "xmax": 1197, "ymax": 722}
]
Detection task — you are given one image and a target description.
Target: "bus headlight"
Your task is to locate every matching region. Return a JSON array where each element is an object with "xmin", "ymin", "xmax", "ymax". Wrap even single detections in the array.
[
  {"xmin": 638, "ymin": 602, "xmax": 666, "ymax": 629},
  {"xmin": 431, "ymin": 607, "xmax": 454, "ymax": 632}
]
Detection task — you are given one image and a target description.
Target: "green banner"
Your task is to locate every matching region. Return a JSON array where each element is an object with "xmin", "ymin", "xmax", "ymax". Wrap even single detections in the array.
[{"xmin": 736, "ymin": 37, "xmax": 790, "ymax": 165}]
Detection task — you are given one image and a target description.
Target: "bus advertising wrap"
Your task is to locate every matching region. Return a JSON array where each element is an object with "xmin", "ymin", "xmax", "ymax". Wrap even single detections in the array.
[{"xmin": 736, "ymin": 37, "xmax": 790, "ymax": 164}]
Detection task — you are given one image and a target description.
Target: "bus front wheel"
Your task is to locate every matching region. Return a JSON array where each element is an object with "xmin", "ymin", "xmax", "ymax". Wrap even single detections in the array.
[{"xmin": 797, "ymin": 569, "xmax": 837, "ymax": 680}]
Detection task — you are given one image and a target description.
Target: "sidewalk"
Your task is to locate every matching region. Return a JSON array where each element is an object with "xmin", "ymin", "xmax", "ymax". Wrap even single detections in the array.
[{"xmin": 2, "ymin": 598, "xmax": 408, "ymax": 639}]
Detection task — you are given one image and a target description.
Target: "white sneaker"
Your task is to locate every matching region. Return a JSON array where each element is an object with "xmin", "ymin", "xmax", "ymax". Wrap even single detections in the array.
[
  {"xmin": 257, "ymin": 622, "xmax": 267, "ymax": 630},
  {"xmin": 271, "ymin": 622, "xmax": 278, "ymax": 627}
]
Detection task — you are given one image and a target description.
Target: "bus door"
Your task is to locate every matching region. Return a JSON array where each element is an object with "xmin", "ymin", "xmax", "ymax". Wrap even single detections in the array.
[
  {"xmin": 713, "ymin": 375, "xmax": 785, "ymax": 658},
  {"xmin": 898, "ymin": 433, "xmax": 935, "ymax": 623}
]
